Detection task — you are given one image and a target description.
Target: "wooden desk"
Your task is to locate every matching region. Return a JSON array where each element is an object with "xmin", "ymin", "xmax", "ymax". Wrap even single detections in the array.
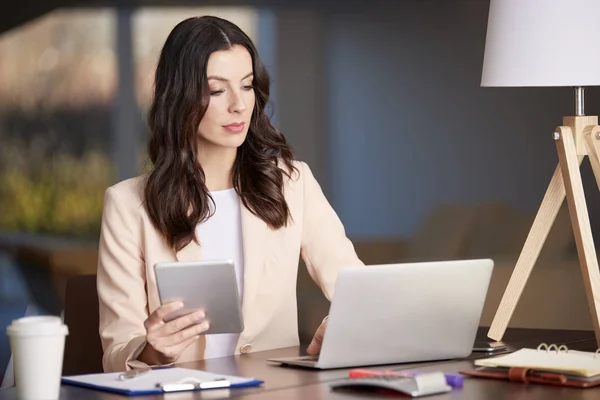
[
  {"xmin": 0, "ymin": 328, "xmax": 597, "ymax": 399},
  {"xmin": 243, "ymin": 358, "xmax": 600, "ymax": 400}
]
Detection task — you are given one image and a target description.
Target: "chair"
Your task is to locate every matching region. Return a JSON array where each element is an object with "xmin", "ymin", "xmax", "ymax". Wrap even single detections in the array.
[{"xmin": 62, "ymin": 274, "xmax": 104, "ymax": 375}]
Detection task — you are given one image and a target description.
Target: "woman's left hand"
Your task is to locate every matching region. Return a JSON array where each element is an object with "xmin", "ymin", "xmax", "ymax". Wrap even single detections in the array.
[{"xmin": 307, "ymin": 316, "xmax": 328, "ymax": 355}]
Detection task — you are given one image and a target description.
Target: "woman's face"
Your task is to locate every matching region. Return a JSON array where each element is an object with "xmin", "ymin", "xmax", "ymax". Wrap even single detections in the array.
[{"xmin": 198, "ymin": 45, "xmax": 256, "ymax": 152}]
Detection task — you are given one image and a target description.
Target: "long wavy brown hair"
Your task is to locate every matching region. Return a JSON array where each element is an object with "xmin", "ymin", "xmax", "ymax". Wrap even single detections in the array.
[{"xmin": 145, "ymin": 16, "xmax": 296, "ymax": 251}]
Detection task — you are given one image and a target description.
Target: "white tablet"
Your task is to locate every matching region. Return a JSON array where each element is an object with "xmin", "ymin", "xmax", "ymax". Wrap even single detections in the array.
[{"xmin": 153, "ymin": 260, "xmax": 244, "ymax": 335}]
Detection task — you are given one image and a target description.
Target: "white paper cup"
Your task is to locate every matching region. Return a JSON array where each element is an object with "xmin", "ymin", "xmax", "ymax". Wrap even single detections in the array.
[{"xmin": 6, "ymin": 316, "xmax": 69, "ymax": 400}]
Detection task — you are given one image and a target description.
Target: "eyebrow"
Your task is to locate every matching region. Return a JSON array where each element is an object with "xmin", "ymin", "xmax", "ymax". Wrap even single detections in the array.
[{"xmin": 207, "ymin": 72, "xmax": 253, "ymax": 82}]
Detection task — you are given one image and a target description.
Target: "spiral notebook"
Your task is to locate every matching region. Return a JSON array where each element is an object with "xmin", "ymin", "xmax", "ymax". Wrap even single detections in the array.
[
  {"xmin": 460, "ymin": 343, "xmax": 600, "ymax": 388},
  {"xmin": 474, "ymin": 343, "xmax": 600, "ymax": 377}
]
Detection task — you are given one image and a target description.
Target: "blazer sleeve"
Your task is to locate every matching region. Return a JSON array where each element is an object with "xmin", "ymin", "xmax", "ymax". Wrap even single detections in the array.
[
  {"xmin": 299, "ymin": 162, "xmax": 364, "ymax": 301},
  {"xmin": 97, "ymin": 186, "xmax": 149, "ymax": 372}
]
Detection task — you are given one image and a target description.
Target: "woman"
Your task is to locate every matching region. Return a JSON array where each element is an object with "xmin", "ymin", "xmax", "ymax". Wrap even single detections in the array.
[{"xmin": 97, "ymin": 15, "xmax": 363, "ymax": 373}]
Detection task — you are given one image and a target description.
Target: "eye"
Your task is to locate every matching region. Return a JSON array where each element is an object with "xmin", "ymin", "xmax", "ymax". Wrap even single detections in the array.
[{"xmin": 210, "ymin": 90, "xmax": 224, "ymax": 96}]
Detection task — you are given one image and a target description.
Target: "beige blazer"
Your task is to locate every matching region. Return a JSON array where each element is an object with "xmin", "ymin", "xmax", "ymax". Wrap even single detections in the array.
[{"xmin": 97, "ymin": 161, "xmax": 364, "ymax": 372}]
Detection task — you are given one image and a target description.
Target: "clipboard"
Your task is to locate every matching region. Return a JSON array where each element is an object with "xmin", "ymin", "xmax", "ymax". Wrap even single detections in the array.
[{"xmin": 61, "ymin": 367, "xmax": 263, "ymax": 396}]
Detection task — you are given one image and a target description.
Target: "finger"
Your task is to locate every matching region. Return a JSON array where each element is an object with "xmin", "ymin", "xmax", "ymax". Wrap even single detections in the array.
[
  {"xmin": 160, "ymin": 310, "xmax": 206, "ymax": 336},
  {"xmin": 152, "ymin": 320, "xmax": 210, "ymax": 348},
  {"xmin": 314, "ymin": 321, "xmax": 326, "ymax": 341},
  {"xmin": 306, "ymin": 321, "xmax": 327, "ymax": 355},
  {"xmin": 145, "ymin": 302, "xmax": 184, "ymax": 331},
  {"xmin": 306, "ymin": 334, "xmax": 323, "ymax": 355},
  {"xmin": 160, "ymin": 333, "xmax": 202, "ymax": 362}
]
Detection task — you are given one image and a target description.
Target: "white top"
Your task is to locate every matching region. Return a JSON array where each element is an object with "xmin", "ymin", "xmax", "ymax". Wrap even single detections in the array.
[{"xmin": 196, "ymin": 188, "xmax": 244, "ymax": 359}]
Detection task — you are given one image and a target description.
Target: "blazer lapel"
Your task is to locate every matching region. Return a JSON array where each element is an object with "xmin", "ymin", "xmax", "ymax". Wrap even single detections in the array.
[{"xmin": 240, "ymin": 204, "xmax": 269, "ymax": 315}]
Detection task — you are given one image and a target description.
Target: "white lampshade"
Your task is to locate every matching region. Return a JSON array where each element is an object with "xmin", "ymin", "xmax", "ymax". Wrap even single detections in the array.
[{"xmin": 481, "ymin": 0, "xmax": 600, "ymax": 87}]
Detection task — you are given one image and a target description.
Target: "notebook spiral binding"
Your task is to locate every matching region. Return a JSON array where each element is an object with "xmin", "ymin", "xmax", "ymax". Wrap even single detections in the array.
[{"xmin": 536, "ymin": 343, "xmax": 600, "ymax": 358}]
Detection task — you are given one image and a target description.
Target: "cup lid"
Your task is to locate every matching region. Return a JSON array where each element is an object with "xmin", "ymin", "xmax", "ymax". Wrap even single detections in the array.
[{"xmin": 6, "ymin": 316, "xmax": 69, "ymax": 337}]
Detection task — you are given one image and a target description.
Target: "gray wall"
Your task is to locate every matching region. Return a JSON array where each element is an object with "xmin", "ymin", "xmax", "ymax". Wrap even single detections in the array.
[{"xmin": 324, "ymin": 1, "xmax": 600, "ymax": 238}]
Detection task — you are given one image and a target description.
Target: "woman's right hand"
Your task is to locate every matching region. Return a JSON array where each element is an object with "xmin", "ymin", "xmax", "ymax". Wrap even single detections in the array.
[{"xmin": 138, "ymin": 301, "xmax": 210, "ymax": 365}]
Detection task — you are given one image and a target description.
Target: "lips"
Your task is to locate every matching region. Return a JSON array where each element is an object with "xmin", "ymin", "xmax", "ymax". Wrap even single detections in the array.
[{"xmin": 223, "ymin": 122, "xmax": 245, "ymax": 133}]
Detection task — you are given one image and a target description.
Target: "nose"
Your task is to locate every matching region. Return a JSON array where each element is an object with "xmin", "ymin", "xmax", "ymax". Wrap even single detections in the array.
[{"xmin": 229, "ymin": 89, "xmax": 247, "ymax": 114}]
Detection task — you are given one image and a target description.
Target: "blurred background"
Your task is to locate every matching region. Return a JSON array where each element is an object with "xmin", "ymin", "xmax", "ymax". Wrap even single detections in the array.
[{"xmin": 2, "ymin": 0, "xmax": 600, "ymax": 383}]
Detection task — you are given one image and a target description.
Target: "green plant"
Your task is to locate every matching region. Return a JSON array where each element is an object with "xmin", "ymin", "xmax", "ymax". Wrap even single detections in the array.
[{"xmin": 0, "ymin": 151, "xmax": 113, "ymax": 238}]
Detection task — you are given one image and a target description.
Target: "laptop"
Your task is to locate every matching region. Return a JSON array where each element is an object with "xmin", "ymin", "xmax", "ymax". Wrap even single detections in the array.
[{"xmin": 268, "ymin": 258, "xmax": 494, "ymax": 369}]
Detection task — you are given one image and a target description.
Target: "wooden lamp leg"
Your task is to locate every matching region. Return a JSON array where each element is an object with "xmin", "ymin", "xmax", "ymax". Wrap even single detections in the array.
[
  {"xmin": 487, "ymin": 164, "xmax": 567, "ymax": 341},
  {"xmin": 488, "ymin": 117, "xmax": 600, "ymax": 347},
  {"xmin": 584, "ymin": 126, "xmax": 600, "ymax": 192},
  {"xmin": 557, "ymin": 126, "xmax": 600, "ymax": 346}
]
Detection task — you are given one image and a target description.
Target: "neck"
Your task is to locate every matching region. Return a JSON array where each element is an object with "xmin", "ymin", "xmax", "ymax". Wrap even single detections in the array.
[{"xmin": 197, "ymin": 146, "xmax": 237, "ymax": 192}]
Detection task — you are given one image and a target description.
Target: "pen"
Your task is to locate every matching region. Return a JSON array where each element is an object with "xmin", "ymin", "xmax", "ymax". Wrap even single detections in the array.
[
  {"xmin": 349, "ymin": 369, "xmax": 464, "ymax": 389},
  {"xmin": 156, "ymin": 378, "xmax": 231, "ymax": 392}
]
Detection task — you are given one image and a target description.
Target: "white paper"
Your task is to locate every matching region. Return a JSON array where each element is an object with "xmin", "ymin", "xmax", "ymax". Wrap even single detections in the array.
[
  {"xmin": 475, "ymin": 349, "xmax": 600, "ymax": 377},
  {"xmin": 62, "ymin": 367, "xmax": 260, "ymax": 393}
]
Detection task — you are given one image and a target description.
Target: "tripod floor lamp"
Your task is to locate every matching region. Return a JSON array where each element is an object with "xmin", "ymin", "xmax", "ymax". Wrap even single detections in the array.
[{"xmin": 481, "ymin": 0, "xmax": 600, "ymax": 346}]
